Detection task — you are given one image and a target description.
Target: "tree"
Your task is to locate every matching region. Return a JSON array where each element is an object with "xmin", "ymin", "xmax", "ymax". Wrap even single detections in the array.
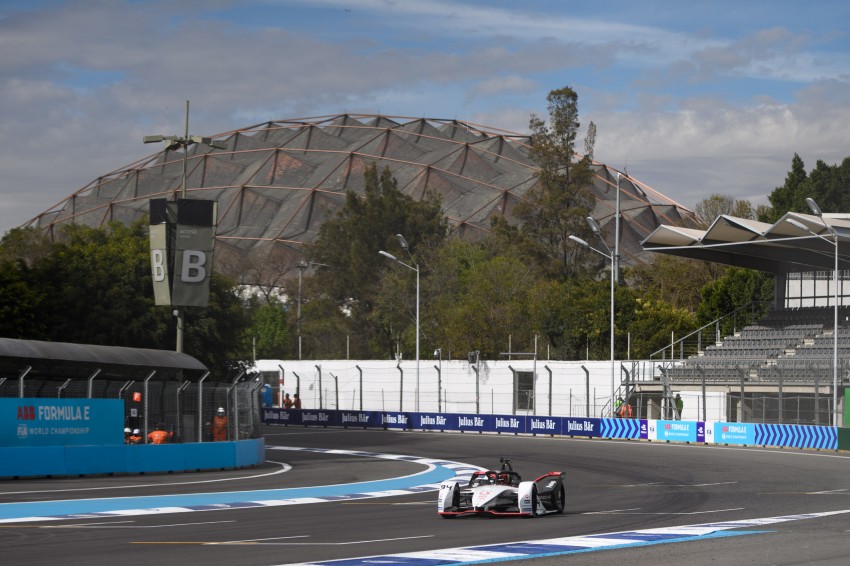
[
  {"xmin": 697, "ymin": 267, "xmax": 773, "ymax": 336},
  {"xmin": 0, "ymin": 227, "xmax": 53, "ymax": 266},
  {"xmin": 0, "ymin": 257, "xmax": 48, "ymax": 339},
  {"xmin": 764, "ymin": 153, "xmax": 850, "ymax": 221},
  {"xmin": 244, "ymin": 296, "xmax": 289, "ymax": 360},
  {"xmin": 310, "ymin": 163, "xmax": 447, "ymax": 358},
  {"xmin": 629, "ymin": 298, "xmax": 697, "ymax": 359},
  {"xmin": 0, "ymin": 219, "xmax": 251, "ymax": 378},
  {"xmin": 766, "ymin": 153, "xmax": 808, "ymax": 222},
  {"xmin": 627, "ymin": 254, "xmax": 725, "ymax": 312},
  {"xmin": 694, "ymin": 193, "xmax": 756, "ymax": 228},
  {"xmin": 514, "ymin": 86, "xmax": 597, "ymax": 280}
]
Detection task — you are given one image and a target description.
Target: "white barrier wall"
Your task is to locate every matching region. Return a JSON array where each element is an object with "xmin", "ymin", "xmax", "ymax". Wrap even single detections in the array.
[{"xmin": 254, "ymin": 359, "xmax": 663, "ymax": 418}]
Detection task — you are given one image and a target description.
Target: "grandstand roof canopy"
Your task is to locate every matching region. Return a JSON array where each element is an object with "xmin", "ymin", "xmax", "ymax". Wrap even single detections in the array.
[
  {"xmin": 642, "ymin": 211, "xmax": 850, "ymax": 274},
  {"xmin": 0, "ymin": 337, "xmax": 208, "ymax": 382},
  {"xmin": 25, "ymin": 114, "xmax": 700, "ymax": 285}
]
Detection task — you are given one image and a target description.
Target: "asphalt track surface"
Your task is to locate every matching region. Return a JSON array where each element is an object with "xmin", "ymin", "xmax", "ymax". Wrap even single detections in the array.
[{"xmin": 3, "ymin": 426, "xmax": 850, "ymax": 565}]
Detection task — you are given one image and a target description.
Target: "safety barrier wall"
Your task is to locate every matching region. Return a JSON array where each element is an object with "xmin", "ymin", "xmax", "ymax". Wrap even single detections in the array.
[
  {"xmin": 263, "ymin": 408, "xmax": 845, "ymax": 451},
  {"xmin": 0, "ymin": 438, "xmax": 265, "ymax": 478}
]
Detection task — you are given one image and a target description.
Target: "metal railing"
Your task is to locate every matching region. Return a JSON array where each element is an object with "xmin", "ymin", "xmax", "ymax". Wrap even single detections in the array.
[{"xmin": 0, "ymin": 374, "xmax": 264, "ymax": 443}]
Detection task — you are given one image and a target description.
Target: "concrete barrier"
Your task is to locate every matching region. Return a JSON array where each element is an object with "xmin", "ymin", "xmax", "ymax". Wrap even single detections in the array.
[{"xmin": 0, "ymin": 438, "xmax": 265, "ymax": 478}]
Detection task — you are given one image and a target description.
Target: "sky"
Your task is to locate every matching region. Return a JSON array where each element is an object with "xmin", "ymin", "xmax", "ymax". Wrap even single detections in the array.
[{"xmin": 2, "ymin": 0, "xmax": 850, "ymax": 234}]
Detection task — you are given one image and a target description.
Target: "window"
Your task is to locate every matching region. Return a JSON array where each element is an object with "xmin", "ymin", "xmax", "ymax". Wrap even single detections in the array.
[{"xmin": 515, "ymin": 371, "xmax": 534, "ymax": 412}]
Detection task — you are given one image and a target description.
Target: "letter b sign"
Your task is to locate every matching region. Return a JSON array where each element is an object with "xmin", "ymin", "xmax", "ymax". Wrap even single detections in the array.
[{"xmin": 181, "ymin": 250, "xmax": 207, "ymax": 283}]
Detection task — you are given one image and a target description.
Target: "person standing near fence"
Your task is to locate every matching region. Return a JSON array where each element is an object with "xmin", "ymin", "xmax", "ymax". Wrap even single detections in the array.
[
  {"xmin": 148, "ymin": 423, "xmax": 173, "ymax": 444},
  {"xmin": 212, "ymin": 407, "xmax": 229, "ymax": 441},
  {"xmin": 283, "ymin": 393, "xmax": 293, "ymax": 409},
  {"xmin": 293, "ymin": 393, "xmax": 302, "ymax": 409}
]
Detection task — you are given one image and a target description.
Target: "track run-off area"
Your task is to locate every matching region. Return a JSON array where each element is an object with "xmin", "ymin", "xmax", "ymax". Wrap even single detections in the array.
[{"xmin": 3, "ymin": 426, "xmax": 850, "ymax": 565}]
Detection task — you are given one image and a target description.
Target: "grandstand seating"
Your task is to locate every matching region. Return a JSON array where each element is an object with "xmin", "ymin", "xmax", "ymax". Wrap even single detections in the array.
[{"xmin": 664, "ymin": 307, "xmax": 850, "ymax": 384}]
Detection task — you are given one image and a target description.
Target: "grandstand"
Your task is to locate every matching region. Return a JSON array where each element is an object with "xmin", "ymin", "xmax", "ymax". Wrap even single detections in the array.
[{"xmin": 640, "ymin": 212, "xmax": 850, "ymax": 426}]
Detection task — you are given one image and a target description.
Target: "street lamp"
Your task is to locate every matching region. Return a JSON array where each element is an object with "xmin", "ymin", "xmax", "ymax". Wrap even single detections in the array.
[
  {"xmin": 379, "ymin": 234, "xmax": 420, "ymax": 411},
  {"xmin": 569, "ymin": 216, "xmax": 616, "ymax": 418},
  {"xmin": 144, "ymin": 100, "xmax": 226, "ymax": 353},
  {"xmin": 787, "ymin": 197, "xmax": 840, "ymax": 427},
  {"xmin": 434, "ymin": 348, "xmax": 442, "ymax": 413},
  {"xmin": 296, "ymin": 260, "xmax": 308, "ymax": 360}
]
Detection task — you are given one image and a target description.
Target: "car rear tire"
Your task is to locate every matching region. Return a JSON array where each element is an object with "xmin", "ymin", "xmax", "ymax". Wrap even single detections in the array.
[{"xmin": 551, "ymin": 483, "xmax": 565, "ymax": 514}]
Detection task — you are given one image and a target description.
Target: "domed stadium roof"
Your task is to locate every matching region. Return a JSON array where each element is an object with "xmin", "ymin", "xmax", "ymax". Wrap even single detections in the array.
[{"xmin": 24, "ymin": 114, "xmax": 699, "ymax": 283}]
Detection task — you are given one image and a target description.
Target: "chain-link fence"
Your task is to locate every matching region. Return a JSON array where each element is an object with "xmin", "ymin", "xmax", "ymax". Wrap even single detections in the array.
[{"xmin": 0, "ymin": 376, "xmax": 263, "ymax": 443}]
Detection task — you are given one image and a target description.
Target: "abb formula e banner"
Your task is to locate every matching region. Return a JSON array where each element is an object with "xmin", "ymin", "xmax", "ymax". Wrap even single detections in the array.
[
  {"xmin": 149, "ymin": 198, "xmax": 217, "ymax": 307},
  {"xmin": 1, "ymin": 398, "xmax": 124, "ymax": 447}
]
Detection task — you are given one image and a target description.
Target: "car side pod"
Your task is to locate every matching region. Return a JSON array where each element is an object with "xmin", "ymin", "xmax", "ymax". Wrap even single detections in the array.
[{"xmin": 517, "ymin": 481, "xmax": 539, "ymax": 517}]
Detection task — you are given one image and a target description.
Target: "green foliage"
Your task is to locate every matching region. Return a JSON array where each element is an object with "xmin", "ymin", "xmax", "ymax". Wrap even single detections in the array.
[
  {"xmin": 0, "ymin": 219, "xmax": 251, "ymax": 378},
  {"xmin": 766, "ymin": 153, "xmax": 809, "ymax": 221},
  {"xmin": 0, "ymin": 227, "xmax": 53, "ymax": 266},
  {"xmin": 0, "ymin": 258, "xmax": 48, "ymax": 339},
  {"xmin": 310, "ymin": 163, "xmax": 447, "ymax": 358},
  {"xmin": 765, "ymin": 153, "xmax": 850, "ymax": 221},
  {"xmin": 626, "ymin": 254, "xmax": 725, "ymax": 312},
  {"xmin": 245, "ymin": 297, "xmax": 289, "ymax": 360},
  {"xmin": 694, "ymin": 193, "xmax": 756, "ymax": 227},
  {"xmin": 514, "ymin": 86, "xmax": 596, "ymax": 280},
  {"xmin": 437, "ymin": 253, "xmax": 536, "ymax": 359},
  {"xmin": 629, "ymin": 298, "xmax": 698, "ymax": 359},
  {"xmin": 697, "ymin": 267, "xmax": 773, "ymax": 335}
]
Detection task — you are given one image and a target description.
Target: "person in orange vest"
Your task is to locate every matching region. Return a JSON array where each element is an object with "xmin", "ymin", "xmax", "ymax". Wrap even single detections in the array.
[
  {"xmin": 212, "ymin": 407, "xmax": 229, "ymax": 441},
  {"xmin": 283, "ymin": 393, "xmax": 293, "ymax": 409},
  {"xmin": 148, "ymin": 424, "xmax": 172, "ymax": 444},
  {"xmin": 293, "ymin": 393, "xmax": 302, "ymax": 409},
  {"xmin": 128, "ymin": 429, "xmax": 143, "ymax": 444},
  {"xmin": 124, "ymin": 427, "xmax": 132, "ymax": 444},
  {"xmin": 617, "ymin": 400, "xmax": 633, "ymax": 418}
]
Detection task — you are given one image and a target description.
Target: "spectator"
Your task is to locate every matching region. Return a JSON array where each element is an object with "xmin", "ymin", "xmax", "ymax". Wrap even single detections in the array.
[
  {"xmin": 212, "ymin": 407, "xmax": 229, "ymax": 441},
  {"xmin": 283, "ymin": 393, "xmax": 293, "ymax": 409}
]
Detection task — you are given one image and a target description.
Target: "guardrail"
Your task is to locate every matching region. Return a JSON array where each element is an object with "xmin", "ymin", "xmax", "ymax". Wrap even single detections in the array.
[{"xmin": 263, "ymin": 407, "xmax": 844, "ymax": 451}]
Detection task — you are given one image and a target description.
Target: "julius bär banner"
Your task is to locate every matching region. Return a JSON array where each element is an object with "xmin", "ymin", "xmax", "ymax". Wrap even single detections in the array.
[{"xmin": 1, "ymin": 399, "xmax": 124, "ymax": 447}]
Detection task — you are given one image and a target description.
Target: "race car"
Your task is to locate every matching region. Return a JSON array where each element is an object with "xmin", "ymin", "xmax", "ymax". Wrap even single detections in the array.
[{"xmin": 438, "ymin": 458, "xmax": 565, "ymax": 518}]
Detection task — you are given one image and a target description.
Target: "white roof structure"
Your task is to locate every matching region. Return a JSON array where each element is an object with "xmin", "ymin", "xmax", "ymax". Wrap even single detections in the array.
[{"xmin": 642, "ymin": 212, "xmax": 850, "ymax": 274}]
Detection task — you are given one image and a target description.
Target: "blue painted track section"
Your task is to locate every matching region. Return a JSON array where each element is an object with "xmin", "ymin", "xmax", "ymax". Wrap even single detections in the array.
[
  {"xmin": 290, "ymin": 510, "xmax": 850, "ymax": 565},
  {"xmin": 0, "ymin": 446, "xmax": 481, "ymax": 523}
]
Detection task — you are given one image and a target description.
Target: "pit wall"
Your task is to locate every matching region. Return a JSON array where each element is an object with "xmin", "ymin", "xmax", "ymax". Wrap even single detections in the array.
[
  {"xmin": 263, "ymin": 408, "xmax": 844, "ymax": 451},
  {"xmin": 0, "ymin": 438, "xmax": 265, "ymax": 478}
]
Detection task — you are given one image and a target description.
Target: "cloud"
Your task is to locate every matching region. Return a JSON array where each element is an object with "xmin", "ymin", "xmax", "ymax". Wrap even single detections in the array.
[{"xmin": 1, "ymin": 0, "xmax": 849, "ymax": 233}]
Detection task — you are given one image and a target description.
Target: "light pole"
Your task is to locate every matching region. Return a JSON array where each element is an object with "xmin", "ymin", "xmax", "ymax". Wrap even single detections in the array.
[
  {"xmin": 434, "ymin": 348, "xmax": 442, "ymax": 413},
  {"xmin": 296, "ymin": 260, "xmax": 307, "ymax": 360},
  {"xmin": 144, "ymin": 100, "xmax": 225, "ymax": 353},
  {"xmin": 570, "ymin": 217, "xmax": 616, "ymax": 418},
  {"xmin": 379, "ymin": 234, "xmax": 420, "ymax": 412},
  {"xmin": 788, "ymin": 197, "xmax": 840, "ymax": 427}
]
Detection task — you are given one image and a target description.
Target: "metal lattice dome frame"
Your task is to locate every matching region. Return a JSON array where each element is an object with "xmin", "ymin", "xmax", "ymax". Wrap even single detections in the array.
[{"xmin": 25, "ymin": 114, "xmax": 699, "ymax": 284}]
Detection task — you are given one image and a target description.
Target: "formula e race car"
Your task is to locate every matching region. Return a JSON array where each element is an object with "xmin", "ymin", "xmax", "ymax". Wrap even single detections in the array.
[{"xmin": 438, "ymin": 458, "xmax": 565, "ymax": 518}]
